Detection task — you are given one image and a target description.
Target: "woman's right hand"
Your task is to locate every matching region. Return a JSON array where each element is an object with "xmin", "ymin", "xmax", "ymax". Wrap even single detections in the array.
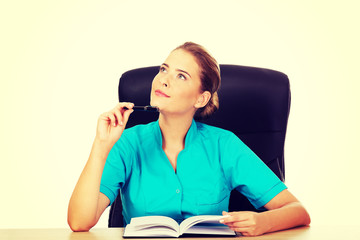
[
  {"xmin": 68, "ymin": 102, "xmax": 134, "ymax": 231},
  {"xmin": 95, "ymin": 102, "xmax": 134, "ymax": 146}
]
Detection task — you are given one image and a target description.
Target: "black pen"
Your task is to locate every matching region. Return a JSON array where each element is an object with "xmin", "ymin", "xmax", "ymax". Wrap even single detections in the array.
[{"xmin": 124, "ymin": 105, "xmax": 159, "ymax": 112}]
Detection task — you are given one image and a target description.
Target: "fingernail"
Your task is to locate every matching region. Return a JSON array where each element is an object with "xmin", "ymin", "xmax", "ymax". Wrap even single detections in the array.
[
  {"xmin": 113, "ymin": 123, "xmax": 116, "ymax": 127},
  {"xmin": 120, "ymin": 121, "xmax": 124, "ymax": 125},
  {"xmin": 219, "ymin": 220, "xmax": 224, "ymax": 223}
]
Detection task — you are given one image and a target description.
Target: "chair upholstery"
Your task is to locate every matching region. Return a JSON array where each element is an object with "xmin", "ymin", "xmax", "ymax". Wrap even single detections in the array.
[{"xmin": 108, "ymin": 64, "xmax": 291, "ymax": 227}]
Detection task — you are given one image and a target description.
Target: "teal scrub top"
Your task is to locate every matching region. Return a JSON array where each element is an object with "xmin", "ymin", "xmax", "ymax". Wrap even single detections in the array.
[{"xmin": 100, "ymin": 120, "xmax": 287, "ymax": 225}]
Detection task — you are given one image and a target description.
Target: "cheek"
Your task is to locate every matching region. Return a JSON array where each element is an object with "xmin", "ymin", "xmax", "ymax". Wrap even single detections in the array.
[
  {"xmin": 175, "ymin": 89, "xmax": 200, "ymax": 107},
  {"xmin": 150, "ymin": 77, "xmax": 160, "ymax": 104},
  {"xmin": 180, "ymin": 84, "xmax": 201, "ymax": 100},
  {"xmin": 150, "ymin": 76, "xmax": 158, "ymax": 92}
]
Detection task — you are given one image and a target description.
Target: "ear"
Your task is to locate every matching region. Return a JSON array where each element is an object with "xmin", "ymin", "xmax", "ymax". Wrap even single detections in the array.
[{"xmin": 194, "ymin": 91, "xmax": 211, "ymax": 109}]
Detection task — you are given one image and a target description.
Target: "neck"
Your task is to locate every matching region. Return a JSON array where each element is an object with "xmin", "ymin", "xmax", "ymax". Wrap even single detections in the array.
[{"xmin": 158, "ymin": 113, "xmax": 193, "ymax": 150}]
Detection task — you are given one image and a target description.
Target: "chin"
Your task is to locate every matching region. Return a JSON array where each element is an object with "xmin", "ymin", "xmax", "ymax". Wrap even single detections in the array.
[{"xmin": 150, "ymin": 99, "xmax": 160, "ymax": 108}]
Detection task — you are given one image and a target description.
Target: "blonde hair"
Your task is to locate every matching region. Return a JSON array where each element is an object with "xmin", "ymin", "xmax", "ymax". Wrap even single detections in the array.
[{"xmin": 174, "ymin": 42, "xmax": 221, "ymax": 120}]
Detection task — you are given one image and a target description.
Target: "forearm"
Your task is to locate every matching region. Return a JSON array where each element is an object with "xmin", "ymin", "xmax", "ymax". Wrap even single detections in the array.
[
  {"xmin": 261, "ymin": 202, "xmax": 311, "ymax": 233},
  {"xmin": 67, "ymin": 139, "xmax": 111, "ymax": 231}
]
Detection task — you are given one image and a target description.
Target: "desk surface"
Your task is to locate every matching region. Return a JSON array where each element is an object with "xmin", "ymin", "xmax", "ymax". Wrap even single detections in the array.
[{"xmin": 1, "ymin": 226, "xmax": 359, "ymax": 240}]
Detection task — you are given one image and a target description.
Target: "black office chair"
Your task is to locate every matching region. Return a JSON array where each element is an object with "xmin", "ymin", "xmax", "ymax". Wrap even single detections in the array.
[{"xmin": 108, "ymin": 64, "xmax": 291, "ymax": 227}]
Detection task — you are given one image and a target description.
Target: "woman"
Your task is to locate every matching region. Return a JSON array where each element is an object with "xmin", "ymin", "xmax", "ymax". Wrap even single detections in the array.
[{"xmin": 68, "ymin": 42, "xmax": 310, "ymax": 236}]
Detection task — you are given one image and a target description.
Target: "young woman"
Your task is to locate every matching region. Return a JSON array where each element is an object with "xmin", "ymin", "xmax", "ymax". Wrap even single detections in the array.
[{"xmin": 68, "ymin": 42, "xmax": 310, "ymax": 236}]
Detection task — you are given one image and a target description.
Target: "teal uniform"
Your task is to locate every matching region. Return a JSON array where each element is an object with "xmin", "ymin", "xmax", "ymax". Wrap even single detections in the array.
[{"xmin": 100, "ymin": 120, "xmax": 287, "ymax": 225}]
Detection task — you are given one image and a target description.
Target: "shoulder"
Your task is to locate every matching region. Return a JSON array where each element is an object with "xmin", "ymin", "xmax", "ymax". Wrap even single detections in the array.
[
  {"xmin": 122, "ymin": 121, "xmax": 157, "ymax": 138},
  {"xmin": 196, "ymin": 121, "xmax": 237, "ymax": 140},
  {"xmin": 116, "ymin": 121, "xmax": 158, "ymax": 148},
  {"xmin": 195, "ymin": 121, "xmax": 249, "ymax": 151}
]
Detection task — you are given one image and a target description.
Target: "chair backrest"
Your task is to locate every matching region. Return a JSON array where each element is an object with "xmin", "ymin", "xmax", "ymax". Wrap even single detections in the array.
[{"xmin": 108, "ymin": 64, "xmax": 291, "ymax": 227}]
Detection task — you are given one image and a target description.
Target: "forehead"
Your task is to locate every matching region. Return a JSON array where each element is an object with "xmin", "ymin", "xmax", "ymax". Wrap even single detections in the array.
[{"xmin": 164, "ymin": 49, "xmax": 200, "ymax": 78}]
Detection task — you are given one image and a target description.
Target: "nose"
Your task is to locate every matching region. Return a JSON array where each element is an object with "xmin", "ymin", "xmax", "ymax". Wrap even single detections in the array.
[{"xmin": 159, "ymin": 75, "xmax": 169, "ymax": 88}]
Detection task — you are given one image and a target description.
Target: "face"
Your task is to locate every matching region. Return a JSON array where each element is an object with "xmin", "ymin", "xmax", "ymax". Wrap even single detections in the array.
[{"xmin": 150, "ymin": 49, "xmax": 209, "ymax": 117}]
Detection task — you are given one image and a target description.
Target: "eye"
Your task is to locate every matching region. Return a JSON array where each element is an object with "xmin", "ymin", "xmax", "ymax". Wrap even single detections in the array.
[
  {"xmin": 159, "ymin": 66, "xmax": 167, "ymax": 73},
  {"xmin": 178, "ymin": 74, "xmax": 186, "ymax": 80}
]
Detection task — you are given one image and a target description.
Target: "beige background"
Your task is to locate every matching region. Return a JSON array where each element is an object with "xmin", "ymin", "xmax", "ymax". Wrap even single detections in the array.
[{"xmin": 1, "ymin": 0, "xmax": 359, "ymax": 228}]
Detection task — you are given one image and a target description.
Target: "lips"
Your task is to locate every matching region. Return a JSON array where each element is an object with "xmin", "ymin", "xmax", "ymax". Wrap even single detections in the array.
[{"xmin": 155, "ymin": 89, "xmax": 170, "ymax": 98}]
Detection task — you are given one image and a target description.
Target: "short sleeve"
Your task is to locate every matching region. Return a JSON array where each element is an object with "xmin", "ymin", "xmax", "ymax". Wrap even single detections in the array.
[
  {"xmin": 220, "ymin": 133, "xmax": 287, "ymax": 209},
  {"xmin": 100, "ymin": 133, "xmax": 134, "ymax": 205}
]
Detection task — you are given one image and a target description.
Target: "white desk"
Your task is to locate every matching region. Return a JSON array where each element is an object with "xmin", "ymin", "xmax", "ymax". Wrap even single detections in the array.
[{"xmin": 1, "ymin": 226, "xmax": 359, "ymax": 240}]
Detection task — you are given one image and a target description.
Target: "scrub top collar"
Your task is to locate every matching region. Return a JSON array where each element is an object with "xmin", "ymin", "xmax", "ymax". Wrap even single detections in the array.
[{"xmin": 154, "ymin": 119, "xmax": 198, "ymax": 150}]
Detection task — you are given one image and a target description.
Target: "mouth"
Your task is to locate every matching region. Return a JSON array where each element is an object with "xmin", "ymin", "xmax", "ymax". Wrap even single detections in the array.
[{"xmin": 155, "ymin": 89, "xmax": 170, "ymax": 98}]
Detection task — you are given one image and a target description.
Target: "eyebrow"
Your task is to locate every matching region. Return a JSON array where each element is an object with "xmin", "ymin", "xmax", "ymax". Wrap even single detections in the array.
[{"xmin": 162, "ymin": 63, "xmax": 192, "ymax": 78}]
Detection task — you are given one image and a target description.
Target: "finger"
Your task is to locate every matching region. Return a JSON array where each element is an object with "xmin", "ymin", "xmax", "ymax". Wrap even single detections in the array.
[
  {"xmin": 226, "ymin": 220, "xmax": 252, "ymax": 228},
  {"xmin": 116, "ymin": 102, "xmax": 134, "ymax": 111},
  {"xmin": 113, "ymin": 107, "xmax": 123, "ymax": 126},
  {"xmin": 123, "ymin": 102, "xmax": 135, "ymax": 110},
  {"xmin": 220, "ymin": 213, "xmax": 249, "ymax": 224},
  {"xmin": 222, "ymin": 211, "xmax": 229, "ymax": 216},
  {"xmin": 107, "ymin": 112, "xmax": 117, "ymax": 127},
  {"xmin": 119, "ymin": 103, "xmax": 134, "ymax": 125},
  {"xmin": 220, "ymin": 215, "xmax": 239, "ymax": 224},
  {"xmin": 227, "ymin": 224, "xmax": 250, "ymax": 231},
  {"xmin": 111, "ymin": 102, "xmax": 134, "ymax": 126},
  {"xmin": 122, "ymin": 108, "xmax": 134, "ymax": 126},
  {"xmin": 231, "ymin": 227, "xmax": 258, "ymax": 237},
  {"xmin": 232, "ymin": 228, "xmax": 251, "ymax": 236},
  {"xmin": 240, "ymin": 232, "xmax": 252, "ymax": 237},
  {"xmin": 219, "ymin": 211, "xmax": 231, "ymax": 224},
  {"xmin": 99, "ymin": 112, "xmax": 110, "ymax": 121}
]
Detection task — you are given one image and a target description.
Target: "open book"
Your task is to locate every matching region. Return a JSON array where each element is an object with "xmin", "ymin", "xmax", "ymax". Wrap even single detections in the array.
[{"xmin": 123, "ymin": 215, "xmax": 236, "ymax": 238}]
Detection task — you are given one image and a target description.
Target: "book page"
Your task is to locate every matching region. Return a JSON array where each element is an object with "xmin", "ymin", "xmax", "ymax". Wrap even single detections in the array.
[
  {"xmin": 124, "ymin": 225, "xmax": 179, "ymax": 238},
  {"xmin": 179, "ymin": 215, "xmax": 234, "ymax": 235},
  {"xmin": 184, "ymin": 225, "xmax": 236, "ymax": 235},
  {"xmin": 129, "ymin": 216, "xmax": 179, "ymax": 231},
  {"xmin": 123, "ymin": 216, "xmax": 180, "ymax": 237}
]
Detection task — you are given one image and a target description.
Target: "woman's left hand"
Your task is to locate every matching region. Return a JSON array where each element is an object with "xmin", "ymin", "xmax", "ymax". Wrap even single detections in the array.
[{"xmin": 220, "ymin": 211, "xmax": 270, "ymax": 236}]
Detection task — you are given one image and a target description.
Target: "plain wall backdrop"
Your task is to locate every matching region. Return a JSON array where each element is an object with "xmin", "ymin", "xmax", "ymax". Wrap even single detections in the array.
[{"xmin": 1, "ymin": 0, "xmax": 359, "ymax": 228}]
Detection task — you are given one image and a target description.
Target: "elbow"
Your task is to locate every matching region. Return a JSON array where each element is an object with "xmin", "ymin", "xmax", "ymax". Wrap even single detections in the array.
[
  {"xmin": 68, "ymin": 223, "xmax": 91, "ymax": 232},
  {"xmin": 290, "ymin": 201, "xmax": 311, "ymax": 227},
  {"xmin": 304, "ymin": 210, "xmax": 311, "ymax": 226},
  {"xmin": 68, "ymin": 220, "xmax": 92, "ymax": 232},
  {"xmin": 286, "ymin": 201, "xmax": 311, "ymax": 227},
  {"xmin": 299, "ymin": 203, "xmax": 311, "ymax": 226},
  {"xmin": 67, "ymin": 215, "xmax": 94, "ymax": 232}
]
